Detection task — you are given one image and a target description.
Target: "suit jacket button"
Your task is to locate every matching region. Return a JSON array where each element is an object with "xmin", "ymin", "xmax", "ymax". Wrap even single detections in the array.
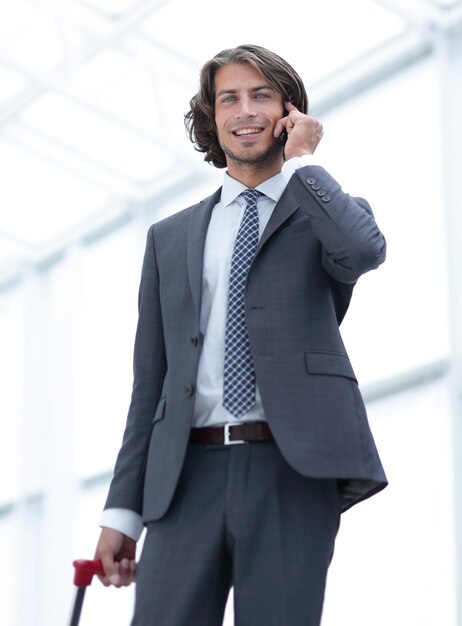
[
  {"xmin": 185, "ymin": 384, "xmax": 195, "ymax": 396},
  {"xmin": 307, "ymin": 177, "xmax": 316, "ymax": 185},
  {"xmin": 191, "ymin": 336, "xmax": 198, "ymax": 347},
  {"xmin": 317, "ymin": 189, "xmax": 326, "ymax": 196},
  {"xmin": 321, "ymin": 194, "xmax": 331, "ymax": 202},
  {"xmin": 312, "ymin": 183, "xmax": 321, "ymax": 190}
]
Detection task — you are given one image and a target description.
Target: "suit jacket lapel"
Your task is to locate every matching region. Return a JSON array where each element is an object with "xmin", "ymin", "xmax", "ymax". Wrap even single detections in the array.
[
  {"xmin": 187, "ymin": 187, "xmax": 222, "ymax": 318},
  {"xmin": 187, "ymin": 184, "xmax": 298, "ymax": 316},
  {"xmin": 257, "ymin": 186, "xmax": 299, "ymax": 252}
]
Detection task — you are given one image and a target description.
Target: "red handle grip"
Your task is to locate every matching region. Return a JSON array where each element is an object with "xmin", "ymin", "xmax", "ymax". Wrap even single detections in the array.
[{"xmin": 73, "ymin": 559, "xmax": 105, "ymax": 587}]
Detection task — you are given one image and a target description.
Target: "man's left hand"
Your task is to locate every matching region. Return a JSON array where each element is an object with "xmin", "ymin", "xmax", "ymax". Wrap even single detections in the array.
[{"xmin": 274, "ymin": 102, "xmax": 324, "ymax": 160}]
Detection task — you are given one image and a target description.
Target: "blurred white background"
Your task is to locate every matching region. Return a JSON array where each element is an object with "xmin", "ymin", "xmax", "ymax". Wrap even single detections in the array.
[{"xmin": 1, "ymin": 1, "xmax": 462, "ymax": 624}]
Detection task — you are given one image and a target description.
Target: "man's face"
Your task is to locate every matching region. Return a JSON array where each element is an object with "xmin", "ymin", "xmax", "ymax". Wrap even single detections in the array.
[{"xmin": 214, "ymin": 62, "xmax": 284, "ymax": 169}]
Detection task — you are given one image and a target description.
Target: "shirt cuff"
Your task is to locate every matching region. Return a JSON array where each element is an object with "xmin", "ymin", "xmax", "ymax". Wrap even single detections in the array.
[
  {"xmin": 100, "ymin": 508, "xmax": 144, "ymax": 542},
  {"xmin": 281, "ymin": 154, "xmax": 316, "ymax": 182}
]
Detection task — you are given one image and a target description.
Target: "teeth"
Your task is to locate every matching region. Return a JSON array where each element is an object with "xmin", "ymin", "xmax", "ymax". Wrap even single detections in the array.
[{"xmin": 235, "ymin": 128, "xmax": 262, "ymax": 136}]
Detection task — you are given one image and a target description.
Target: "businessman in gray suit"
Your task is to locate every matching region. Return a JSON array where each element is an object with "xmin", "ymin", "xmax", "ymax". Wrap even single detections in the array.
[{"xmin": 95, "ymin": 44, "xmax": 387, "ymax": 626}]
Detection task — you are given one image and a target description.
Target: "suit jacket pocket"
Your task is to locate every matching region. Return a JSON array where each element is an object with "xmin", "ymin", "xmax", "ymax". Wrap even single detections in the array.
[
  {"xmin": 305, "ymin": 351, "xmax": 357, "ymax": 382},
  {"xmin": 275, "ymin": 218, "xmax": 312, "ymax": 240},
  {"xmin": 152, "ymin": 397, "xmax": 166, "ymax": 424}
]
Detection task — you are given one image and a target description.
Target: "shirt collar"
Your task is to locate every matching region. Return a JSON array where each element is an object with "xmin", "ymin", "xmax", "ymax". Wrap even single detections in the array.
[{"xmin": 221, "ymin": 171, "xmax": 286, "ymax": 207}]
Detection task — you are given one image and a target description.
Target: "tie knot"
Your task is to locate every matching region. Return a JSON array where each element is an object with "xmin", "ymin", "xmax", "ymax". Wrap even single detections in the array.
[{"xmin": 241, "ymin": 188, "xmax": 260, "ymax": 205}]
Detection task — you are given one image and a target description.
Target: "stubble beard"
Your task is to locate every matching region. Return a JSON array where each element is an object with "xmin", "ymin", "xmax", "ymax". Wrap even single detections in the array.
[{"xmin": 220, "ymin": 137, "xmax": 283, "ymax": 171}]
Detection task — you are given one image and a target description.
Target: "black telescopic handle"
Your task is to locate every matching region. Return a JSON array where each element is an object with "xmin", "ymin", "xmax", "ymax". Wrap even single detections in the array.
[{"xmin": 69, "ymin": 587, "xmax": 86, "ymax": 626}]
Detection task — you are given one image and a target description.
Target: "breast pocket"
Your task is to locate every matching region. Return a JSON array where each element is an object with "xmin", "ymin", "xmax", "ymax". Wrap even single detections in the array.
[{"xmin": 276, "ymin": 219, "xmax": 312, "ymax": 241}]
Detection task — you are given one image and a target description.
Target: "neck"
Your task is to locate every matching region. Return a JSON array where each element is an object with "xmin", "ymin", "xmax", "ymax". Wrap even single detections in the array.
[{"xmin": 226, "ymin": 156, "xmax": 284, "ymax": 188}]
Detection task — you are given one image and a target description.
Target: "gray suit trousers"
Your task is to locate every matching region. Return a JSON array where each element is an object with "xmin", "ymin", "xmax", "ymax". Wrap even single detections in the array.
[{"xmin": 132, "ymin": 439, "xmax": 342, "ymax": 626}]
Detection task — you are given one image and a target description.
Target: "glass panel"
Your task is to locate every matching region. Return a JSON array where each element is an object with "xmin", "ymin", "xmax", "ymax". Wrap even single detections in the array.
[
  {"xmin": 75, "ymin": 49, "xmax": 160, "ymax": 135},
  {"xmin": 0, "ymin": 510, "xmax": 19, "ymax": 625},
  {"xmin": 0, "ymin": 237, "xmax": 26, "ymax": 284},
  {"xmin": 0, "ymin": 66, "xmax": 25, "ymax": 105},
  {"xmin": 0, "ymin": 288, "xmax": 23, "ymax": 504},
  {"xmin": 75, "ymin": 223, "xmax": 141, "ymax": 478},
  {"xmin": 430, "ymin": 0, "xmax": 462, "ymax": 6},
  {"xmin": 317, "ymin": 58, "xmax": 450, "ymax": 385},
  {"xmin": 0, "ymin": 1, "xmax": 62, "ymax": 73},
  {"xmin": 20, "ymin": 93, "xmax": 173, "ymax": 182},
  {"xmin": 76, "ymin": 0, "xmax": 142, "ymax": 15},
  {"xmin": 0, "ymin": 139, "xmax": 108, "ymax": 247},
  {"xmin": 12, "ymin": 499, "xmax": 45, "ymax": 626},
  {"xmin": 142, "ymin": 0, "xmax": 407, "ymax": 84}
]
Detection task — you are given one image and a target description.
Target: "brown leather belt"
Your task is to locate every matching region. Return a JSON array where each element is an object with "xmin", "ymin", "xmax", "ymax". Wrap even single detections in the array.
[{"xmin": 189, "ymin": 421, "xmax": 273, "ymax": 445}]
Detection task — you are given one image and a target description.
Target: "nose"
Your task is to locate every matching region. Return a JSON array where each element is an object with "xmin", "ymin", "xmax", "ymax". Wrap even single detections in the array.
[{"xmin": 235, "ymin": 95, "xmax": 257, "ymax": 119}]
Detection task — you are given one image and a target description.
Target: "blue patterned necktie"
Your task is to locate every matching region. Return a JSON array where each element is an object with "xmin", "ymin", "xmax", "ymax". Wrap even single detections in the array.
[{"xmin": 223, "ymin": 188, "xmax": 260, "ymax": 418}]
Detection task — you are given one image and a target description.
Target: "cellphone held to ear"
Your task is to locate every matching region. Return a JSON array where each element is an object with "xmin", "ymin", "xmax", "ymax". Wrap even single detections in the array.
[{"xmin": 279, "ymin": 105, "xmax": 289, "ymax": 145}]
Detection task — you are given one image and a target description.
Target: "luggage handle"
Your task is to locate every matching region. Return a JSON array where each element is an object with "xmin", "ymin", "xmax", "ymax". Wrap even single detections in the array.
[
  {"xmin": 72, "ymin": 559, "xmax": 105, "ymax": 587},
  {"xmin": 69, "ymin": 559, "xmax": 105, "ymax": 626}
]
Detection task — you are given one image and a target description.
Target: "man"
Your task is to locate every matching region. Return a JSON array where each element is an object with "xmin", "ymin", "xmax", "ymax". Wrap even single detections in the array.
[{"xmin": 95, "ymin": 44, "xmax": 387, "ymax": 626}]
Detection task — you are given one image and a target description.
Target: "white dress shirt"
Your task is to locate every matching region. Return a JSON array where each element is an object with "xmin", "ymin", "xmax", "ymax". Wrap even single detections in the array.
[
  {"xmin": 101, "ymin": 155, "xmax": 314, "ymax": 541},
  {"xmin": 192, "ymin": 170, "xmax": 283, "ymax": 428}
]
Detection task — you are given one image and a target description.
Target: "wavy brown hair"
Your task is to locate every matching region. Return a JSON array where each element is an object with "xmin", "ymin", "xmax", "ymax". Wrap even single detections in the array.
[{"xmin": 184, "ymin": 44, "xmax": 309, "ymax": 169}]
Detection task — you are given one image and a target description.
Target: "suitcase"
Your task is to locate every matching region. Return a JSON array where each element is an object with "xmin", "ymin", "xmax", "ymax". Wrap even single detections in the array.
[{"xmin": 69, "ymin": 559, "xmax": 104, "ymax": 626}]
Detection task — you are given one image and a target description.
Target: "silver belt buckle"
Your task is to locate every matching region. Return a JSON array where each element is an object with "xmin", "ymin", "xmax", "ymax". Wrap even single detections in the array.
[{"xmin": 224, "ymin": 422, "xmax": 247, "ymax": 445}]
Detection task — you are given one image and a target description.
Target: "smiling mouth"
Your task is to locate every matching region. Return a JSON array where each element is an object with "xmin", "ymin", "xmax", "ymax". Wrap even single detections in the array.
[{"xmin": 233, "ymin": 127, "xmax": 264, "ymax": 137}]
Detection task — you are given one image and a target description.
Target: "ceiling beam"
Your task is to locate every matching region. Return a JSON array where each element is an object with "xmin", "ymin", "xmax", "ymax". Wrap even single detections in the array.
[
  {"xmin": 377, "ymin": 0, "xmax": 462, "ymax": 32},
  {"xmin": 376, "ymin": 0, "xmax": 441, "ymax": 26},
  {"xmin": 310, "ymin": 29, "xmax": 433, "ymax": 115}
]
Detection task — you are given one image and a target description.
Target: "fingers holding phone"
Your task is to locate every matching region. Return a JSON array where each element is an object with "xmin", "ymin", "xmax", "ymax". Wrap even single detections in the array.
[{"xmin": 274, "ymin": 101, "xmax": 324, "ymax": 159}]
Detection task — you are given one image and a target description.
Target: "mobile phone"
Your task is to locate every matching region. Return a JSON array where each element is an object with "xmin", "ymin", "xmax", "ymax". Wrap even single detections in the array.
[{"xmin": 279, "ymin": 107, "xmax": 289, "ymax": 145}]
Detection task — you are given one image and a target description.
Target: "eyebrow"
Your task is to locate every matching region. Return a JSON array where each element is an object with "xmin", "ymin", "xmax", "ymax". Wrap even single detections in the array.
[{"xmin": 215, "ymin": 85, "xmax": 276, "ymax": 99}]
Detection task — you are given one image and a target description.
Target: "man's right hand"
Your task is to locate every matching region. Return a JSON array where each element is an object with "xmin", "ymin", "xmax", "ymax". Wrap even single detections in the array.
[{"xmin": 95, "ymin": 527, "xmax": 137, "ymax": 587}]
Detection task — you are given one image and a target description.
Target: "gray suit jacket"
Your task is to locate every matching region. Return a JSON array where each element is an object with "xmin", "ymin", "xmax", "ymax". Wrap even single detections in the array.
[{"xmin": 105, "ymin": 165, "xmax": 388, "ymax": 521}]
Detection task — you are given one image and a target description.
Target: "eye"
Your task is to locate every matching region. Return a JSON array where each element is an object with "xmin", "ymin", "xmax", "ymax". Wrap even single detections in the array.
[
  {"xmin": 222, "ymin": 95, "xmax": 236, "ymax": 103},
  {"xmin": 255, "ymin": 92, "xmax": 270, "ymax": 99}
]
